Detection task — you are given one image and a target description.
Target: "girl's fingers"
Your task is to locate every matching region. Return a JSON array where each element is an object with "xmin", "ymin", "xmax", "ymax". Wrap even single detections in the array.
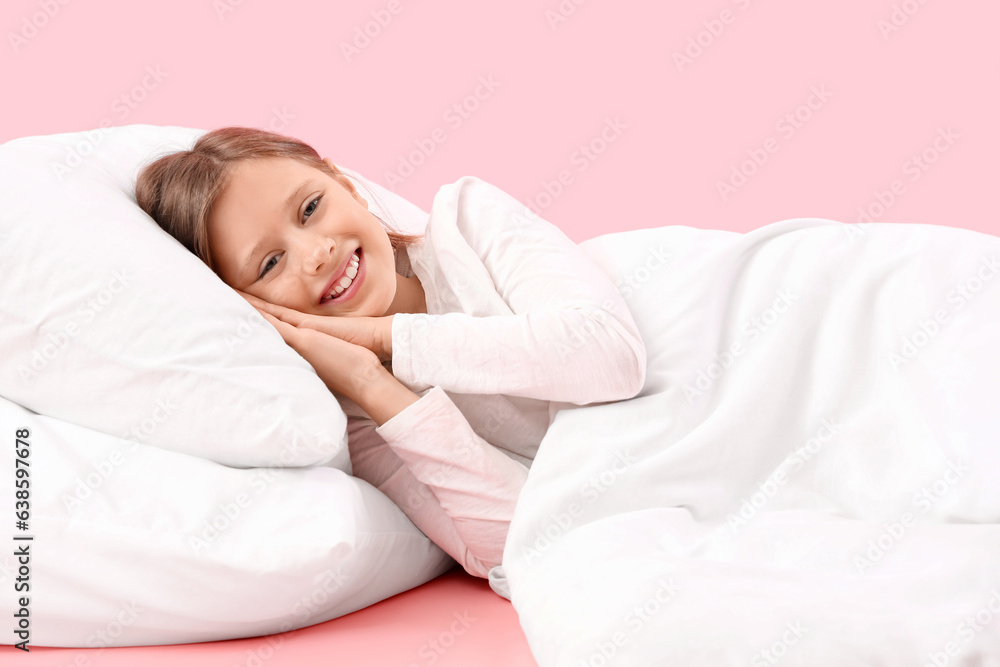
[
  {"xmin": 258, "ymin": 309, "xmax": 282, "ymax": 330},
  {"xmin": 234, "ymin": 288, "xmax": 259, "ymax": 303},
  {"xmin": 236, "ymin": 290, "xmax": 309, "ymax": 326},
  {"xmin": 243, "ymin": 293, "xmax": 275, "ymax": 313},
  {"xmin": 259, "ymin": 310, "xmax": 297, "ymax": 343},
  {"xmin": 236, "ymin": 290, "xmax": 273, "ymax": 315},
  {"xmin": 262, "ymin": 305, "xmax": 314, "ymax": 333},
  {"xmin": 235, "ymin": 289, "xmax": 354, "ymax": 347}
]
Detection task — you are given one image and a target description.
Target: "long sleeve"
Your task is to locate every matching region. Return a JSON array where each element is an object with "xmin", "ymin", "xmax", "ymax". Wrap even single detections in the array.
[
  {"xmin": 391, "ymin": 176, "xmax": 647, "ymax": 406},
  {"xmin": 345, "ymin": 385, "xmax": 529, "ymax": 579}
]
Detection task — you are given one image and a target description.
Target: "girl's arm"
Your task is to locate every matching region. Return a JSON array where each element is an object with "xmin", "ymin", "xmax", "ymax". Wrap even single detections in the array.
[
  {"xmin": 390, "ymin": 176, "xmax": 647, "ymax": 406},
  {"xmin": 348, "ymin": 367, "xmax": 528, "ymax": 577},
  {"xmin": 251, "ymin": 295, "xmax": 524, "ymax": 574}
]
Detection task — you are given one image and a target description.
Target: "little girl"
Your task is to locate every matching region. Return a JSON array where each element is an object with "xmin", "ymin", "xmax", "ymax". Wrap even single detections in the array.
[{"xmin": 134, "ymin": 127, "xmax": 648, "ymax": 588}]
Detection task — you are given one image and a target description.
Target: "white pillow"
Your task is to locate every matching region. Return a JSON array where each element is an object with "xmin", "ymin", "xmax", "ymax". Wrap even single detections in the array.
[
  {"xmin": 0, "ymin": 124, "xmax": 426, "ymax": 469},
  {"xmin": 0, "ymin": 392, "xmax": 454, "ymax": 647},
  {"xmin": 0, "ymin": 124, "xmax": 452, "ymax": 647}
]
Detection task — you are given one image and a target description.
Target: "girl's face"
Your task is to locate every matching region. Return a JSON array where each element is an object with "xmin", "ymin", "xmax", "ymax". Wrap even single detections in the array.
[{"xmin": 207, "ymin": 156, "xmax": 398, "ymax": 317}]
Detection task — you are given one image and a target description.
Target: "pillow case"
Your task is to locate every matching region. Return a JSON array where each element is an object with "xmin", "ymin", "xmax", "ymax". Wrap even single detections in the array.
[
  {"xmin": 0, "ymin": 124, "xmax": 427, "ymax": 470},
  {"xmin": 0, "ymin": 391, "xmax": 454, "ymax": 647}
]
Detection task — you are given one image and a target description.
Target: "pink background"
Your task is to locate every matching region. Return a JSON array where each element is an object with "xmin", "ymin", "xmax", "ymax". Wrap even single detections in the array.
[
  {"xmin": 2, "ymin": 570, "xmax": 537, "ymax": 665},
  {"xmin": 3, "ymin": 0, "xmax": 998, "ymax": 242},
  {"xmin": 2, "ymin": 0, "xmax": 998, "ymax": 664}
]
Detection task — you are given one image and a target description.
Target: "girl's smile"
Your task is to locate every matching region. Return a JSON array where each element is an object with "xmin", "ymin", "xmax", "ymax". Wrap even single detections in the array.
[{"xmin": 320, "ymin": 247, "xmax": 365, "ymax": 305}]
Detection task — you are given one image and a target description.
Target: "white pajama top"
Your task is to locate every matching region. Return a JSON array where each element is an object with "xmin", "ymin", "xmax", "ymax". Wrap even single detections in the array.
[{"xmin": 334, "ymin": 176, "xmax": 647, "ymax": 598}]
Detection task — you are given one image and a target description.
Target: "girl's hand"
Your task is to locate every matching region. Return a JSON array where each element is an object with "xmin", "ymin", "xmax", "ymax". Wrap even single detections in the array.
[
  {"xmin": 236, "ymin": 290, "xmax": 393, "ymax": 362},
  {"xmin": 255, "ymin": 309, "xmax": 385, "ymax": 401}
]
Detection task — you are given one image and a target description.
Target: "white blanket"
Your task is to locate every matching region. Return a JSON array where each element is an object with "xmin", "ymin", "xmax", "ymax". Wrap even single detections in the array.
[{"xmin": 502, "ymin": 219, "xmax": 1000, "ymax": 666}]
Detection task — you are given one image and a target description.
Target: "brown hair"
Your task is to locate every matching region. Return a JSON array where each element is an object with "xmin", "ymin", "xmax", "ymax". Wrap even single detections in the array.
[{"xmin": 134, "ymin": 126, "xmax": 424, "ymax": 274}]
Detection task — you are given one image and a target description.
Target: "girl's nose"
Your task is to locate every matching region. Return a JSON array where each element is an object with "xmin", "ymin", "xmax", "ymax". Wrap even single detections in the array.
[{"xmin": 303, "ymin": 238, "xmax": 335, "ymax": 274}]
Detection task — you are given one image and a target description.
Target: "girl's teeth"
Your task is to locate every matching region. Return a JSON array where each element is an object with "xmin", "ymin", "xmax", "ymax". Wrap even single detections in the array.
[{"xmin": 327, "ymin": 252, "xmax": 360, "ymax": 300}]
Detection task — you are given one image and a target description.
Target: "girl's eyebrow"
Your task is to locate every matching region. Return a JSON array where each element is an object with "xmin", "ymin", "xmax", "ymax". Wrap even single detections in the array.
[
  {"xmin": 237, "ymin": 179, "xmax": 313, "ymax": 282},
  {"xmin": 239, "ymin": 238, "xmax": 267, "ymax": 282},
  {"xmin": 283, "ymin": 180, "xmax": 312, "ymax": 213}
]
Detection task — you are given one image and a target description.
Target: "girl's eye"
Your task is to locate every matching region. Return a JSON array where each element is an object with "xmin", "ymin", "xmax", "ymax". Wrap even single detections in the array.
[
  {"xmin": 259, "ymin": 255, "xmax": 279, "ymax": 279},
  {"xmin": 303, "ymin": 195, "xmax": 322, "ymax": 221},
  {"xmin": 258, "ymin": 195, "xmax": 324, "ymax": 280}
]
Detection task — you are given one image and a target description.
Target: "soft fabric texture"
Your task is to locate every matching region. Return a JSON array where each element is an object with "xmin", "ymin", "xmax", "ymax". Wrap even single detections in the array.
[
  {"xmin": 500, "ymin": 219, "xmax": 1000, "ymax": 665},
  {"xmin": 0, "ymin": 124, "xmax": 454, "ymax": 647},
  {"xmin": 336, "ymin": 176, "xmax": 647, "ymax": 592}
]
